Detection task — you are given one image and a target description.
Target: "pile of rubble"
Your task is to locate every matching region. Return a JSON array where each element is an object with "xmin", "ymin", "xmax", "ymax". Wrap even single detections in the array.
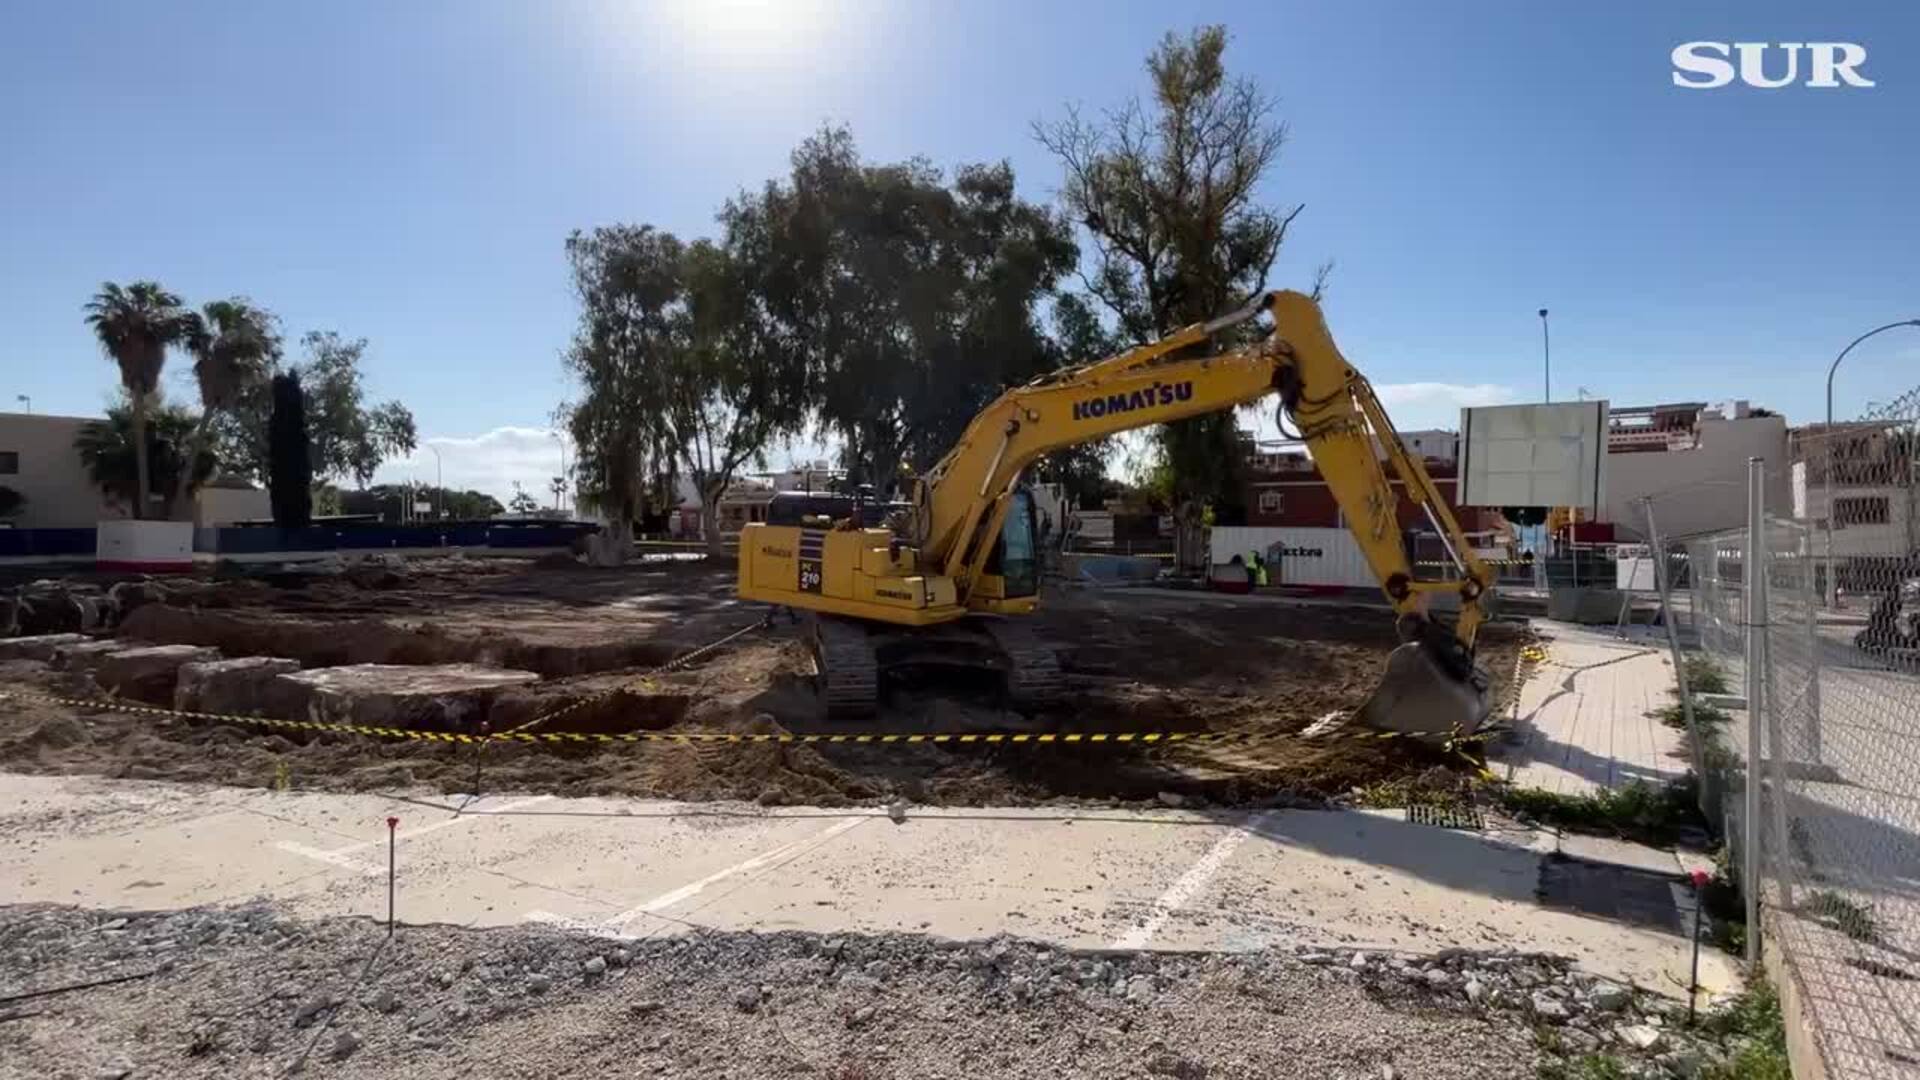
[
  {"xmin": 0, "ymin": 579, "xmax": 156, "ymax": 637},
  {"xmin": 1299, "ymin": 944, "xmax": 1745, "ymax": 1077},
  {"xmin": 0, "ymin": 902, "xmax": 1769, "ymax": 1080},
  {"xmin": 0, "ymin": 903, "xmax": 1540, "ymax": 1080}
]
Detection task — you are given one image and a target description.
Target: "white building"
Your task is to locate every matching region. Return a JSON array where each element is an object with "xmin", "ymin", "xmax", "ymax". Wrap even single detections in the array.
[
  {"xmin": 1248, "ymin": 428, "xmax": 1457, "ymax": 472},
  {"xmin": 1790, "ymin": 422, "xmax": 1919, "ymax": 558},
  {"xmin": 1603, "ymin": 401, "xmax": 1789, "ymax": 541},
  {"xmin": 0, "ymin": 411, "xmax": 267, "ymax": 529},
  {"xmin": 0, "ymin": 413, "xmax": 116, "ymax": 527}
]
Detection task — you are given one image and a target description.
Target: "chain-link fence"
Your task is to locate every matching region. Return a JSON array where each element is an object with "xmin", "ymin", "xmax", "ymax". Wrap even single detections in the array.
[{"xmin": 1671, "ymin": 388, "xmax": 1920, "ymax": 1078}]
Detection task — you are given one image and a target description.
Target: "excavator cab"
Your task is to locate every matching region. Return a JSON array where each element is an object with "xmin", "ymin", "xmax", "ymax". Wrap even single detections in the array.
[{"xmin": 982, "ymin": 488, "xmax": 1040, "ymax": 600}]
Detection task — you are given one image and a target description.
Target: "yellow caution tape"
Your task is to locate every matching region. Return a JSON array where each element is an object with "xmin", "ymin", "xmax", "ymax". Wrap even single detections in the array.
[
  {"xmin": 1415, "ymin": 558, "xmax": 1537, "ymax": 568},
  {"xmin": 0, "ymin": 687, "xmax": 1486, "ymax": 750}
]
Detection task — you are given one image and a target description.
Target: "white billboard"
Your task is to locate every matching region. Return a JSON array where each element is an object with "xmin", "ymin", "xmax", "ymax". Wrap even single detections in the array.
[{"xmin": 1457, "ymin": 401, "xmax": 1607, "ymax": 513}]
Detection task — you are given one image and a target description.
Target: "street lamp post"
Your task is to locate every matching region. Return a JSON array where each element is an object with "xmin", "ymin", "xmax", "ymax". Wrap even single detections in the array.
[
  {"xmin": 1821, "ymin": 319, "xmax": 1920, "ymax": 605},
  {"xmin": 553, "ymin": 432, "xmax": 570, "ymax": 517},
  {"xmin": 425, "ymin": 445, "xmax": 443, "ymax": 519},
  {"xmin": 1538, "ymin": 308, "xmax": 1551, "ymax": 403}
]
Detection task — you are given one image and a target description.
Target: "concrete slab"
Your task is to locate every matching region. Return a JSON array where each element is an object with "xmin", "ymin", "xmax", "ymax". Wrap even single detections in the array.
[
  {"xmin": 49, "ymin": 639, "xmax": 133, "ymax": 673},
  {"xmin": 1495, "ymin": 623, "xmax": 1689, "ymax": 796},
  {"xmin": 1554, "ymin": 833, "xmax": 1687, "ymax": 875},
  {"xmin": 0, "ymin": 797, "xmax": 346, "ymax": 908},
  {"xmin": 1176, "ymin": 810, "xmax": 1541, "ymax": 949},
  {"xmin": 279, "ymin": 663, "xmax": 540, "ymax": 730},
  {"xmin": 687, "ymin": 810, "xmax": 1227, "ymax": 946},
  {"xmin": 0, "ymin": 633, "xmax": 87, "ymax": 662},
  {"xmin": 94, "ymin": 644, "xmax": 222, "ymax": 704},
  {"xmin": 174, "ymin": 656, "xmax": 303, "ymax": 714},
  {"xmin": 0, "ymin": 774, "xmax": 1741, "ymax": 1001},
  {"xmin": 0, "ymin": 774, "xmax": 267, "ymax": 849}
]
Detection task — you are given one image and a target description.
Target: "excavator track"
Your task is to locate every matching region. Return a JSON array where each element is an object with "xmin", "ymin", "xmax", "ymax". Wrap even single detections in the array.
[
  {"xmin": 809, "ymin": 616, "xmax": 880, "ymax": 716},
  {"xmin": 980, "ymin": 618, "xmax": 1067, "ymax": 710}
]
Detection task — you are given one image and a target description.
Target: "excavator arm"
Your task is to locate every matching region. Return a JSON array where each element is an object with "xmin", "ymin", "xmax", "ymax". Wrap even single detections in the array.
[{"xmin": 915, "ymin": 290, "xmax": 1492, "ymax": 664}]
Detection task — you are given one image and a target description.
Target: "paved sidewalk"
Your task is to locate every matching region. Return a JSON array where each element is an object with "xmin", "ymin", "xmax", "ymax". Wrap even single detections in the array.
[
  {"xmin": 1496, "ymin": 623, "xmax": 1689, "ymax": 796},
  {"xmin": 0, "ymin": 772, "xmax": 1740, "ymax": 999}
]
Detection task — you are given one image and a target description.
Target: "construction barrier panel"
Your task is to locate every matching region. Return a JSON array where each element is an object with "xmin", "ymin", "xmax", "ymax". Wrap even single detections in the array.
[
  {"xmin": 1207, "ymin": 526, "xmax": 1376, "ymax": 589},
  {"xmin": 96, "ymin": 520, "xmax": 194, "ymax": 573}
]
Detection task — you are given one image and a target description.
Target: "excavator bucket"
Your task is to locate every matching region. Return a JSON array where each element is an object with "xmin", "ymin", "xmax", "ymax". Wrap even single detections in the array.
[{"xmin": 1354, "ymin": 642, "xmax": 1491, "ymax": 745}]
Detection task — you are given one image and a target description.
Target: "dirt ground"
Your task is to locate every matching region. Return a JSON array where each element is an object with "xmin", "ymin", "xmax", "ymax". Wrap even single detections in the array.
[{"xmin": 0, "ymin": 558, "xmax": 1527, "ymax": 809}]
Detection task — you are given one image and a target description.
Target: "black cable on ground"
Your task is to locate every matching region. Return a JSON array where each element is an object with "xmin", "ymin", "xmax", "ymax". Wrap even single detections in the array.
[{"xmin": 0, "ymin": 967, "xmax": 162, "ymax": 1006}]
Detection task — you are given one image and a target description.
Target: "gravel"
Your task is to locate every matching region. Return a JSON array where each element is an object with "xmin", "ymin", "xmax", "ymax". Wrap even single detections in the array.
[
  {"xmin": 0, "ymin": 903, "xmax": 1744, "ymax": 1079},
  {"xmin": 1588, "ymin": 980, "xmax": 1632, "ymax": 1011}
]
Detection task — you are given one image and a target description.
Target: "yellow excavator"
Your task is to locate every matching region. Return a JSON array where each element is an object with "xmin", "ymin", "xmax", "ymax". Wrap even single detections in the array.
[{"xmin": 737, "ymin": 290, "xmax": 1494, "ymax": 738}]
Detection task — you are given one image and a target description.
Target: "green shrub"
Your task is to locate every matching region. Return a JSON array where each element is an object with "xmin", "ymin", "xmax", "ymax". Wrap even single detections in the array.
[
  {"xmin": 1684, "ymin": 653, "xmax": 1730, "ymax": 695},
  {"xmin": 1538, "ymin": 1055, "xmax": 1630, "ymax": 1080},
  {"xmin": 1699, "ymin": 982, "xmax": 1790, "ymax": 1080},
  {"xmin": 1494, "ymin": 777, "xmax": 1706, "ymax": 845},
  {"xmin": 1651, "ymin": 696, "xmax": 1732, "ymax": 731}
]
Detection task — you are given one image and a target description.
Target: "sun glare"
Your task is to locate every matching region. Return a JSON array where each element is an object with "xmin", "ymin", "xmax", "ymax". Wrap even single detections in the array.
[{"xmin": 647, "ymin": 0, "xmax": 837, "ymax": 69}]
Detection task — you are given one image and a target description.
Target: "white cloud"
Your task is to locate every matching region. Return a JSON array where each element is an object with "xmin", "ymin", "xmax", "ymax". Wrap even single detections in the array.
[
  {"xmin": 370, "ymin": 427, "xmax": 571, "ymax": 509},
  {"xmin": 1372, "ymin": 381, "xmax": 1518, "ymax": 417}
]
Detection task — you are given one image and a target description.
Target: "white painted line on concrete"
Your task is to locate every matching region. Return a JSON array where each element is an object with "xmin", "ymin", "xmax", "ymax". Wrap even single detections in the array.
[
  {"xmin": 604, "ymin": 816, "xmax": 869, "ymax": 930},
  {"xmin": 390, "ymin": 794, "xmax": 556, "ymax": 846},
  {"xmin": 274, "ymin": 841, "xmax": 385, "ymax": 876},
  {"xmin": 341, "ymin": 794, "xmax": 556, "ymax": 855},
  {"xmin": 274, "ymin": 795, "xmax": 554, "ymax": 876},
  {"xmin": 524, "ymin": 910, "xmax": 610, "ymax": 934},
  {"xmin": 1109, "ymin": 812, "xmax": 1274, "ymax": 951}
]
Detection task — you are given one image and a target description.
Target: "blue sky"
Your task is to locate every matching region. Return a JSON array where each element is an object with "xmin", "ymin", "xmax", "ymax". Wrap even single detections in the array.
[{"xmin": 3, "ymin": 1, "xmax": 1916, "ymax": 501}]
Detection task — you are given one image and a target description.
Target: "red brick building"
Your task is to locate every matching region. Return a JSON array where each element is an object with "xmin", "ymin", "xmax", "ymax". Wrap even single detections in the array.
[{"xmin": 1241, "ymin": 440, "xmax": 1498, "ymax": 534}]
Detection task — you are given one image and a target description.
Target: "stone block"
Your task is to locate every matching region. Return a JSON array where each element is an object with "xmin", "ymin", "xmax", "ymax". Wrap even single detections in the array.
[
  {"xmin": 50, "ymin": 640, "xmax": 134, "ymax": 673},
  {"xmin": 175, "ymin": 656, "xmax": 304, "ymax": 716},
  {"xmin": 277, "ymin": 663, "xmax": 540, "ymax": 731},
  {"xmin": 95, "ymin": 644, "xmax": 223, "ymax": 704},
  {"xmin": 0, "ymin": 633, "xmax": 88, "ymax": 662}
]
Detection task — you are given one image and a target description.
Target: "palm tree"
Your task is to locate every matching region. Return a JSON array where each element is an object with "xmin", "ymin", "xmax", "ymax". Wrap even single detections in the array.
[
  {"xmin": 175, "ymin": 298, "xmax": 278, "ymax": 507},
  {"xmin": 74, "ymin": 403, "xmax": 213, "ymax": 519},
  {"xmin": 83, "ymin": 282, "xmax": 195, "ymax": 519}
]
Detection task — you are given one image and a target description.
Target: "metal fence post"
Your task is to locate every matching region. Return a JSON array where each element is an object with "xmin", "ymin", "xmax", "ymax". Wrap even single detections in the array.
[
  {"xmin": 1800, "ymin": 525, "xmax": 1823, "ymax": 765},
  {"xmin": 1644, "ymin": 498, "xmax": 1706, "ymax": 785},
  {"xmin": 1743, "ymin": 458, "xmax": 1764, "ymax": 966},
  {"xmin": 1823, "ymin": 462, "xmax": 1836, "ymax": 607},
  {"xmin": 1758, "ymin": 512, "xmax": 1795, "ymax": 920}
]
